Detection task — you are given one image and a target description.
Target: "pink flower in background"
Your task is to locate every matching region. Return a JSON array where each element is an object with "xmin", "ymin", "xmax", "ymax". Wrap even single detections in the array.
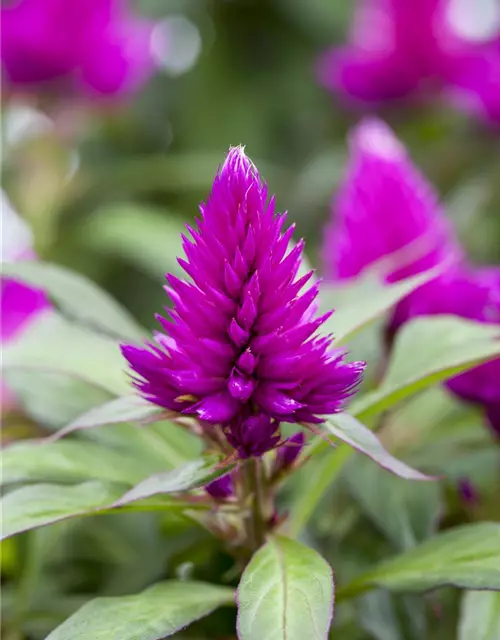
[
  {"xmin": 323, "ymin": 118, "xmax": 500, "ymax": 432},
  {"xmin": 1, "ymin": 0, "xmax": 155, "ymax": 98},
  {"xmin": 317, "ymin": 0, "xmax": 500, "ymax": 119},
  {"xmin": 323, "ymin": 118, "xmax": 462, "ymax": 312},
  {"xmin": 1, "ymin": 192, "xmax": 49, "ymax": 409}
]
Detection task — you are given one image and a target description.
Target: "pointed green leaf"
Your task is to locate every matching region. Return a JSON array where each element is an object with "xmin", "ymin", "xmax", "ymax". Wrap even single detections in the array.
[
  {"xmin": 0, "ymin": 482, "xmax": 204, "ymax": 540},
  {"xmin": 338, "ymin": 523, "xmax": 500, "ymax": 600},
  {"xmin": 3, "ymin": 369, "xmax": 112, "ymax": 429},
  {"xmin": 2, "ymin": 261, "xmax": 145, "ymax": 341},
  {"xmin": 345, "ymin": 455, "xmax": 442, "ymax": 550},
  {"xmin": 112, "ymin": 456, "xmax": 229, "ymax": 507},
  {"xmin": 322, "ymin": 265, "xmax": 442, "ymax": 345},
  {"xmin": 459, "ymin": 591, "xmax": 500, "ymax": 640},
  {"xmin": 1, "ymin": 440, "xmax": 155, "ymax": 487},
  {"xmin": 2, "ymin": 312, "xmax": 129, "ymax": 395},
  {"xmin": 352, "ymin": 316, "xmax": 500, "ymax": 421},
  {"xmin": 46, "ymin": 580, "xmax": 235, "ymax": 640},
  {"xmin": 48, "ymin": 395, "xmax": 163, "ymax": 441},
  {"xmin": 237, "ymin": 536, "xmax": 334, "ymax": 640},
  {"xmin": 323, "ymin": 413, "xmax": 433, "ymax": 481},
  {"xmin": 1, "ymin": 482, "xmax": 124, "ymax": 540}
]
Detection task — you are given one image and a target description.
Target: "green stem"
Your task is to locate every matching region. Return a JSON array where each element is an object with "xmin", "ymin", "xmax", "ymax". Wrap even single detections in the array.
[{"xmin": 242, "ymin": 457, "xmax": 267, "ymax": 551}]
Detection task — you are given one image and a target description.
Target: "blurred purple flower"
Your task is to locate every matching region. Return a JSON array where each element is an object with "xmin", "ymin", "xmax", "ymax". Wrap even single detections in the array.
[
  {"xmin": 123, "ymin": 147, "xmax": 364, "ymax": 459},
  {"xmin": 317, "ymin": 0, "xmax": 500, "ymax": 117},
  {"xmin": 205, "ymin": 473, "xmax": 234, "ymax": 500},
  {"xmin": 323, "ymin": 118, "xmax": 461, "ymax": 332},
  {"xmin": 1, "ymin": 0, "xmax": 155, "ymax": 98},
  {"xmin": 1, "ymin": 193, "xmax": 49, "ymax": 409}
]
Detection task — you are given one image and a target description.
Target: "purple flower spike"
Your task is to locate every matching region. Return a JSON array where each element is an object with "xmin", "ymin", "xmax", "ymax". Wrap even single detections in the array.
[
  {"xmin": 324, "ymin": 118, "xmax": 460, "ymax": 284},
  {"xmin": 123, "ymin": 147, "xmax": 364, "ymax": 458},
  {"xmin": 205, "ymin": 473, "xmax": 234, "ymax": 500},
  {"xmin": 274, "ymin": 431, "xmax": 306, "ymax": 476}
]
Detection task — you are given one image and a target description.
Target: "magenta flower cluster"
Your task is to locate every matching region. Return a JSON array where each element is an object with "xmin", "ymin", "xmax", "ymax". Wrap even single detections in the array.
[
  {"xmin": 123, "ymin": 147, "xmax": 364, "ymax": 458},
  {"xmin": 324, "ymin": 117, "xmax": 500, "ymax": 435},
  {"xmin": 318, "ymin": 0, "xmax": 500, "ymax": 125},
  {"xmin": 1, "ymin": 0, "xmax": 154, "ymax": 98}
]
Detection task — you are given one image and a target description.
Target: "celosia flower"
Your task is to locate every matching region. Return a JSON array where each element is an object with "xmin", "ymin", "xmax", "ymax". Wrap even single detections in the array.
[
  {"xmin": 323, "ymin": 118, "xmax": 461, "ymax": 332},
  {"xmin": 123, "ymin": 147, "xmax": 364, "ymax": 459},
  {"xmin": 1, "ymin": 192, "xmax": 49, "ymax": 408},
  {"xmin": 317, "ymin": 0, "xmax": 500, "ymax": 114},
  {"xmin": 1, "ymin": 0, "xmax": 154, "ymax": 98}
]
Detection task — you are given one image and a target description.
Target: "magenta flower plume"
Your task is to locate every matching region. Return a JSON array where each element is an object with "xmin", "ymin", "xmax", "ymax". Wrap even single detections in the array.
[
  {"xmin": 122, "ymin": 147, "xmax": 364, "ymax": 458},
  {"xmin": 323, "ymin": 118, "xmax": 461, "ymax": 288},
  {"xmin": 1, "ymin": 0, "xmax": 155, "ymax": 98}
]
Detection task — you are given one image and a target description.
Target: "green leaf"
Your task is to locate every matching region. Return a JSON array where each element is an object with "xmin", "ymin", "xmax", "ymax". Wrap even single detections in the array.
[
  {"xmin": 321, "ymin": 264, "xmax": 442, "ymax": 345},
  {"xmin": 49, "ymin": 395, "xmax": 163, "ymax": 441},
  {"xmin": 459, "ymin": 591, "xmax": 500, "ymax": 640},
  {"xmin": 1, "ymin": 482, "xmax": 124, "ymax": 540},
  {"xmin": 2, "ymin": 261, "xmax": 145, "ymax": 341},
  {"xmin": 3, "ymin": 370, "xmax": 112, "ymax": 429},
  {"xmin": 323, "ymin": 413, "xmax": 433, "ymax": 481},
  {"xmin": 286, "ymin": 444, "xmax": 352, "ymax": 538},
  {"xmin": 83, "ymin": 204, "xmax": 185, "ymax": 281},
  {"xmin": 45, "ymin": 580, "xmax": 235, "ymax": 640},
  {"xmin": 81, "ymin": 420, "xmax": 201, "ymax": 471},
  {"xmin": 351, "ymin": 315, "xmax": 500, "ymax": 420},
  {"xmin": 112, "ymin": 456, "xmax": 229, "ymax": 508},
  {"xmin": 345, "ymin": 455, "xmax": 441, "ymax": 550},
  {"xmin": 0, "ymin": 482, "xmax": 202, "ymax": 540},
  {"xmin": 237, "ymin": 536, "xmax": 334, "ymax": 640},
  {"xmin": 2, "ymin": 312, "xmax": 129, "ymax": 395},
  {"xmin": 1, "ymin": 440, "xmax": 155, "ymax": 487},
  {"xmin": 338, "ymin": 523, "xmax": 500, "ymax": 599}
]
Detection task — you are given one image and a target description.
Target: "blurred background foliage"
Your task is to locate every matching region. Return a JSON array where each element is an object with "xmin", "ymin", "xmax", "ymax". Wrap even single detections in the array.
[{"xmin": 2, "ymin": 1, "xmax": 500, "ymax": 639}]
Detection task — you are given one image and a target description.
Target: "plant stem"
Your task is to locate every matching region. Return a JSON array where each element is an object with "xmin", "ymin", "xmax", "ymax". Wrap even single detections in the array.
[{"xmin": 241, "ymin": 457, "xmax": 267, "ymax": 551}]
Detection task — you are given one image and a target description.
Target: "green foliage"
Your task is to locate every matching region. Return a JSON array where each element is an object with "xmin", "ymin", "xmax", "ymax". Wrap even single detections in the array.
[
  {"xmin": 459, "ymin": 591, "xmax": 500, "ymax": 640},
  {"xmin": 46, "ymin": 581, "xmax": 235, "ymax": 640},
  {"xmin": 1, "ymin": 261, "xmax": 145, "ymax": 341},
  {"xmin": 237, "ymin": 536, "xmax": 334, "ymax": 640},
  {"xmin": 338, "ymin": 523, "xmax": 500, "ymax": 598}
]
